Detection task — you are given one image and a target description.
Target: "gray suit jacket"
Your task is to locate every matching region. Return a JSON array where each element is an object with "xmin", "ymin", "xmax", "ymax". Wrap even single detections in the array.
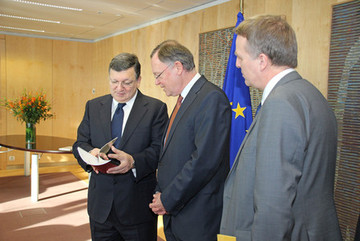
[
  {"xmin": 220, "ymin": 71, "xmax": 342, "ymax": 241},
  {"xmin": 157, "ymin": 76, "xmax": 231, "ymax": 241}
]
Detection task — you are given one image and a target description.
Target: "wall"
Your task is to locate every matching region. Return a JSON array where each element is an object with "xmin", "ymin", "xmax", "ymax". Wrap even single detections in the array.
[{"xmin": 0, "ymin": 0, "xmax": 347, "ymax": 167}]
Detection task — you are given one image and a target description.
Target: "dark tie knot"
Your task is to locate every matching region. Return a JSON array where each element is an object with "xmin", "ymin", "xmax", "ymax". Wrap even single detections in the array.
[{"xmin": 116, "ymin": 103, "xmax": 126, "ymax": 113}]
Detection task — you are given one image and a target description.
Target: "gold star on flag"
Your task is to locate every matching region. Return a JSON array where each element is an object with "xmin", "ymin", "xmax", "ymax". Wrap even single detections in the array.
[{"xmin": 232, "ymin": 103, "xmax": 246, "ymax": 119}]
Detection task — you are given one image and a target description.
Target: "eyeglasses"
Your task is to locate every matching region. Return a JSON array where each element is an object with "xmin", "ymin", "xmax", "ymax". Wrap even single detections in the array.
[
  {"xmin": 110, "ymin": 80, "xmax": 135, "ymax": 88},
  {"xmin": 154, "ymin": 64, "xmax": 171, "ymax": 79}
]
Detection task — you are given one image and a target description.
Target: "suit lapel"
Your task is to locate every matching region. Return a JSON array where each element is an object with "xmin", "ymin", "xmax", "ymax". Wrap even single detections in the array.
[
  {"xmin": 118, "ymin": 91, "xmax": 147, "ymax": 149},
  {"xmin": 160, "ymin": 76, "xmax": 206, "ymax": 156},
  {"xmin": 99, "ymin": 95, "xmax": 113, "ymax": 142},
  {"xmin": 227, "ymin": 112, "xmax": 259, "ymax": 178}
]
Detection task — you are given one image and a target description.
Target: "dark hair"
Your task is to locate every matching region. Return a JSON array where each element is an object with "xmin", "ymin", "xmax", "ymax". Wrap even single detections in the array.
[
  {"xmin": 109, "ymin": 53, "xmax": 141, "ymax": 79},
  {"xmin": 150, "ymin": 40, "xmax": 195, "ymax": 71},
  {"xmin": 235, "ymin": 15, "xmax": 298, "ymax": 68}
]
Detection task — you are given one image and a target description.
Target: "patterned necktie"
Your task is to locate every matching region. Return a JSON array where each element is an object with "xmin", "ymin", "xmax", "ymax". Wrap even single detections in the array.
[
  {"xmin": 165, "ymin": 95, "xmax": 183, "ymax": 145},
  {"xmin": 111, "ymin": 103, "xmax": 126, "ymax": 148}
]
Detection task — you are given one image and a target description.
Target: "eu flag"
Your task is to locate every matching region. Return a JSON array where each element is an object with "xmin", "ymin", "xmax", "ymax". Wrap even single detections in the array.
[{"xmin": 223, "ymin": 12, "xmax": 253, "ymax": 167}]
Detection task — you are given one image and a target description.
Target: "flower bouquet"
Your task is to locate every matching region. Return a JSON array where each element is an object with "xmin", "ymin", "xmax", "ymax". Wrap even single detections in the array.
[{"xmin": 1, "ymin": 89, "xmax": 54, "ymax": 143}]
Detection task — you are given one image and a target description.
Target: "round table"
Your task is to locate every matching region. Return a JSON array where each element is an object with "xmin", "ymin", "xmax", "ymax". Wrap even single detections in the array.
[{"xmin": 0, "ymin": 135, "xmax": 75, "ymax": 202}]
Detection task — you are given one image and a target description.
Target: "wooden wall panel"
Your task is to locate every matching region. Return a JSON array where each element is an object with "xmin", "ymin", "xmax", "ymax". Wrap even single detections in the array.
[
  {"xmin": 5, "ymin": 36, "xmax": 53, "ymax": 136},
  {"xmin": 93, "ymin": 38, "xmax": 116, "ymax": 98},
  {"xmin": 0, "ymin": 39, "xmax": 6, "ymax": 137},
  {"xmin": 0, "ymin": 39, "xmax": 6, "ymax": 169},
  {"xmin": 2, "ymin": 36, "xmax": 53, "ymax": 167},
  {"xmin": 52, "ymin": 40, "xmax": 94, "ymax": 139}
]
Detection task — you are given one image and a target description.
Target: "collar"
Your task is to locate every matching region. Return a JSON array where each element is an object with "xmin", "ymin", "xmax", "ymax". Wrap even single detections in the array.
[
  {"xmin": 112, "ymin": 89, "xmax": 138, "ymax": 110},
  {"xmin": 180, "ymin": 73, "xmax": 201, "ymax": 101},
  {"xmin": 261, "ymin": 68, "xmax": 295, "ymax": 105}
]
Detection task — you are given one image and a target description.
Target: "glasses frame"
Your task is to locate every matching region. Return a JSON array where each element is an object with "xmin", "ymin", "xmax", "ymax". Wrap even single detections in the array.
[
  {"xmin": 110, "ymin": 79, "xmax": 136, "ymax": 88},
  {"xmin": 155, "ymin": 63, "xmax": 172, "ymax": 79}
]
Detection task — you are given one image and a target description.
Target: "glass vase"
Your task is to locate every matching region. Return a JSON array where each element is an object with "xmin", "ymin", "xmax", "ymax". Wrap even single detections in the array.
[{"xmin": 25, "ymin": 122, "xmax": 36, "ymax": 144}]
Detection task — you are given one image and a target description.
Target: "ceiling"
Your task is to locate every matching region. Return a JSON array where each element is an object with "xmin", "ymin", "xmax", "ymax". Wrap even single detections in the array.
[{"xmin": 0, "ymin": 0, "xmax": 229, "ymax": 42}]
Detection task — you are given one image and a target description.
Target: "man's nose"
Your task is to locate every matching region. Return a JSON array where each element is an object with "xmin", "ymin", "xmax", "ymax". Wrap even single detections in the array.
[
  {"xmin": 116, "ymin": 82, "xmax": 125, "ymax": 90},
  {"xmin": 235, "ymin": 58, "xmax": 241, "ymax": 68}
]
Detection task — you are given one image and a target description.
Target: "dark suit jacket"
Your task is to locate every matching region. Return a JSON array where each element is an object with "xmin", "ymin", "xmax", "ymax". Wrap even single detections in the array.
[
  {"xmin": 220, "ymin": 71, "xmax": 342, "ymax": 241},
  {"xmin": 157, "ymin": 76, "xmax": 231, "ymax": 241},
  {"xmin": 73, "ymin": 90, "xmax": 168, "ymax": 225}
]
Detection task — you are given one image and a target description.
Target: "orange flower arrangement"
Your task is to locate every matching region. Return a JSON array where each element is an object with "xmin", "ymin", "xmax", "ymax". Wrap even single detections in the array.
[{"xmin": 2, "ymin": 89, "xmax": 54, "ymax": 124}]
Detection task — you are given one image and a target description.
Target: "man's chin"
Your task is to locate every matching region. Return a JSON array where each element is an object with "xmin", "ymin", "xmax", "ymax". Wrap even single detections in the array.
[
  {"xmin": 113, "ymin": 94, "xmax": 126, "ymax": 102},
  {"xmin": 163, "ymin": 90, "xmax": 171, "ymax": 96}
]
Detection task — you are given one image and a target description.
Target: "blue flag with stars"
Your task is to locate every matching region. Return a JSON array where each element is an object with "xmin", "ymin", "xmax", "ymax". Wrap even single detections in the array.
[{"xmin": 223, "ymin": 12, "xmax": 253, "ymax": 167}]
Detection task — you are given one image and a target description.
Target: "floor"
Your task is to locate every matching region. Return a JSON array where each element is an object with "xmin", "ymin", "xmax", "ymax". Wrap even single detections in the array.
[{"xmin": 0, "ymin": 163, "xmax": 166, "ymax": 241}]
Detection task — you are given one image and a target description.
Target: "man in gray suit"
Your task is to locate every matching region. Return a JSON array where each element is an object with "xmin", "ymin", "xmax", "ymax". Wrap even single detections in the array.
[
  {"xmin": 220, "ymin": 15, "xmax": 342, "ymax": 241},
  {"xmin": 149, "ymin": 40, "xmax": 231, "ymax": 241}
]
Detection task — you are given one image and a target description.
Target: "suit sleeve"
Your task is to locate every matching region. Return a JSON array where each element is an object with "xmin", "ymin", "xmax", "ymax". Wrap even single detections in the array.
[
  {"xmin": 252, "ymin": 97, "xmax": 306, "ymax": 240},
  {"xmin": 132, "ymin": 102, "xmax": 168, "ymax": 182},
  {"xmin": 161, "ymin": 91, "xmax": 231, "ymax": 214},
  {"xmin": 72, "ymin": 101, "xmax": 95, "ymax": 172}
]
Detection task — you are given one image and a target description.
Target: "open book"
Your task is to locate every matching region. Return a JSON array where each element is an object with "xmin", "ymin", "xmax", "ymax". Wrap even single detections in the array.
[{"xmin": 77, "ymin": 137, "xmax": 120, "ymax": 173}]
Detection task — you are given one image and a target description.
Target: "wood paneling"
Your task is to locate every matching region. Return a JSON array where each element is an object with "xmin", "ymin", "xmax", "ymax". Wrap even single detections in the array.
[
  {"xmin": 52, "ymin": 40, "xmax": 94, "ymax": 138},
  {"xmin": 0, "ymin": 39, "xmax": 6, "ymax": 170},
  {"xmin": 0, "ymin": 39, "xmax": 6, "ymax": 137},
  {"xmin": 2, "ymin": 36, "xmax": 53, "ymax": 167},
  {"xmin": 5, "ymin": 36, "xmax": 53, "ymax": 136}
]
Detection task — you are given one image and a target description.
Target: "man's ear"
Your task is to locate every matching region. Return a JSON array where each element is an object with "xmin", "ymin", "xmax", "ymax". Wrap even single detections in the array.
[
  {"xmin": 174, "ymin": 61, "xmax": 184, "ymax": 75},
  {"xmin": 136, "ymin": 76, "xmax": 142, "ymax": 86},
  {"xmin": 258, "ymin": 53, "xmax": 270, "ymax": 71}
]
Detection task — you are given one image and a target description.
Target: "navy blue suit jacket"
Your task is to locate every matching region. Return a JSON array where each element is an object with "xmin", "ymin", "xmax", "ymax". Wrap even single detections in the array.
[
  {"xmin": 157, "ymin": 76, "xmax": 231, "ymax": 241},
  {"xmin": 73, "ymin": 91, "xmax": 168, "ymax": 225}
]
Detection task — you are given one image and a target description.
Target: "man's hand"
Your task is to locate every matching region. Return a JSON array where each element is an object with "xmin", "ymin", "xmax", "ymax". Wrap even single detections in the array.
[
  {"xmin": 149, "ymin": 192, "xmax": 168, "ymax": 215},
  {"xmin": 106, "ymin": 146, "xmax": 135, "ymax": 174},
  {"xmin": 89, "ymin": 148, "xmax": 101, "ymax": 174}
]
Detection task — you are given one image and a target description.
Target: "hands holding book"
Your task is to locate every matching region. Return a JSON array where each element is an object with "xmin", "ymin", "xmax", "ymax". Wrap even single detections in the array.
[
  {"xmin": 77, "ymin": 137, "xmax": 135, "ymax": 174},
  {"xmin": 90, "ymin": 146, "xmax": 134, "ymax": 174},
  {"xmin": 104, "ymin": 146, "xmax": 135, "ymax": 174}
]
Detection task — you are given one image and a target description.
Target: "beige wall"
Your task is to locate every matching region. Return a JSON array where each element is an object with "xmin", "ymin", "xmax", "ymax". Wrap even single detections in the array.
[{"xmin": 0, "ymin": 0, "xmax": 347, "ymax": 167}]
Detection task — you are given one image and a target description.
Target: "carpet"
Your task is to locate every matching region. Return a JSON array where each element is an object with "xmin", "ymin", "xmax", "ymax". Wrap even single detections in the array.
[
  {"xmin": 0, "ymin": 172, "xmax": 167, "ymax": 241},
  {"xmin": 0, "ymin": 172, "xmax": 90, "ymax": 241}
]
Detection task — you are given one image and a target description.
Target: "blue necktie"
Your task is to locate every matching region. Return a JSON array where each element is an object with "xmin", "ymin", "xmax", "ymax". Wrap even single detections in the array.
[
  {"xmin": 111, "ymin": 103, "xmax": 126, "ymax": 148},
  {"xmin": 255, "ymin": 103, "xmax": 262, "ymax": 116}
]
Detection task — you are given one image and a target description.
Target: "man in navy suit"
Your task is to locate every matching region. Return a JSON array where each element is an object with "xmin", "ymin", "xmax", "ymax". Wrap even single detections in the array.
[
  {"xmin": 73, "ymin": 53, "xmax": 168, "ymax": 241},
  {"xmin": 149, "ymin": 40, "xmax": 232, "ymax": 241}
]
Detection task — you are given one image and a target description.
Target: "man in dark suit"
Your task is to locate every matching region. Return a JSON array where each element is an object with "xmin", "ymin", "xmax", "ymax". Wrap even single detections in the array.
[
  {"xmin": 220, "ymin": 15, "xmax": 342, "ymax": 241},
  {"xmin": 73, "ymin": 53, "xmax": 168, "ymax": 241},
  {"xmin": 149, "ymin": 40, "xmax": 232, "ymax": 241}
]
